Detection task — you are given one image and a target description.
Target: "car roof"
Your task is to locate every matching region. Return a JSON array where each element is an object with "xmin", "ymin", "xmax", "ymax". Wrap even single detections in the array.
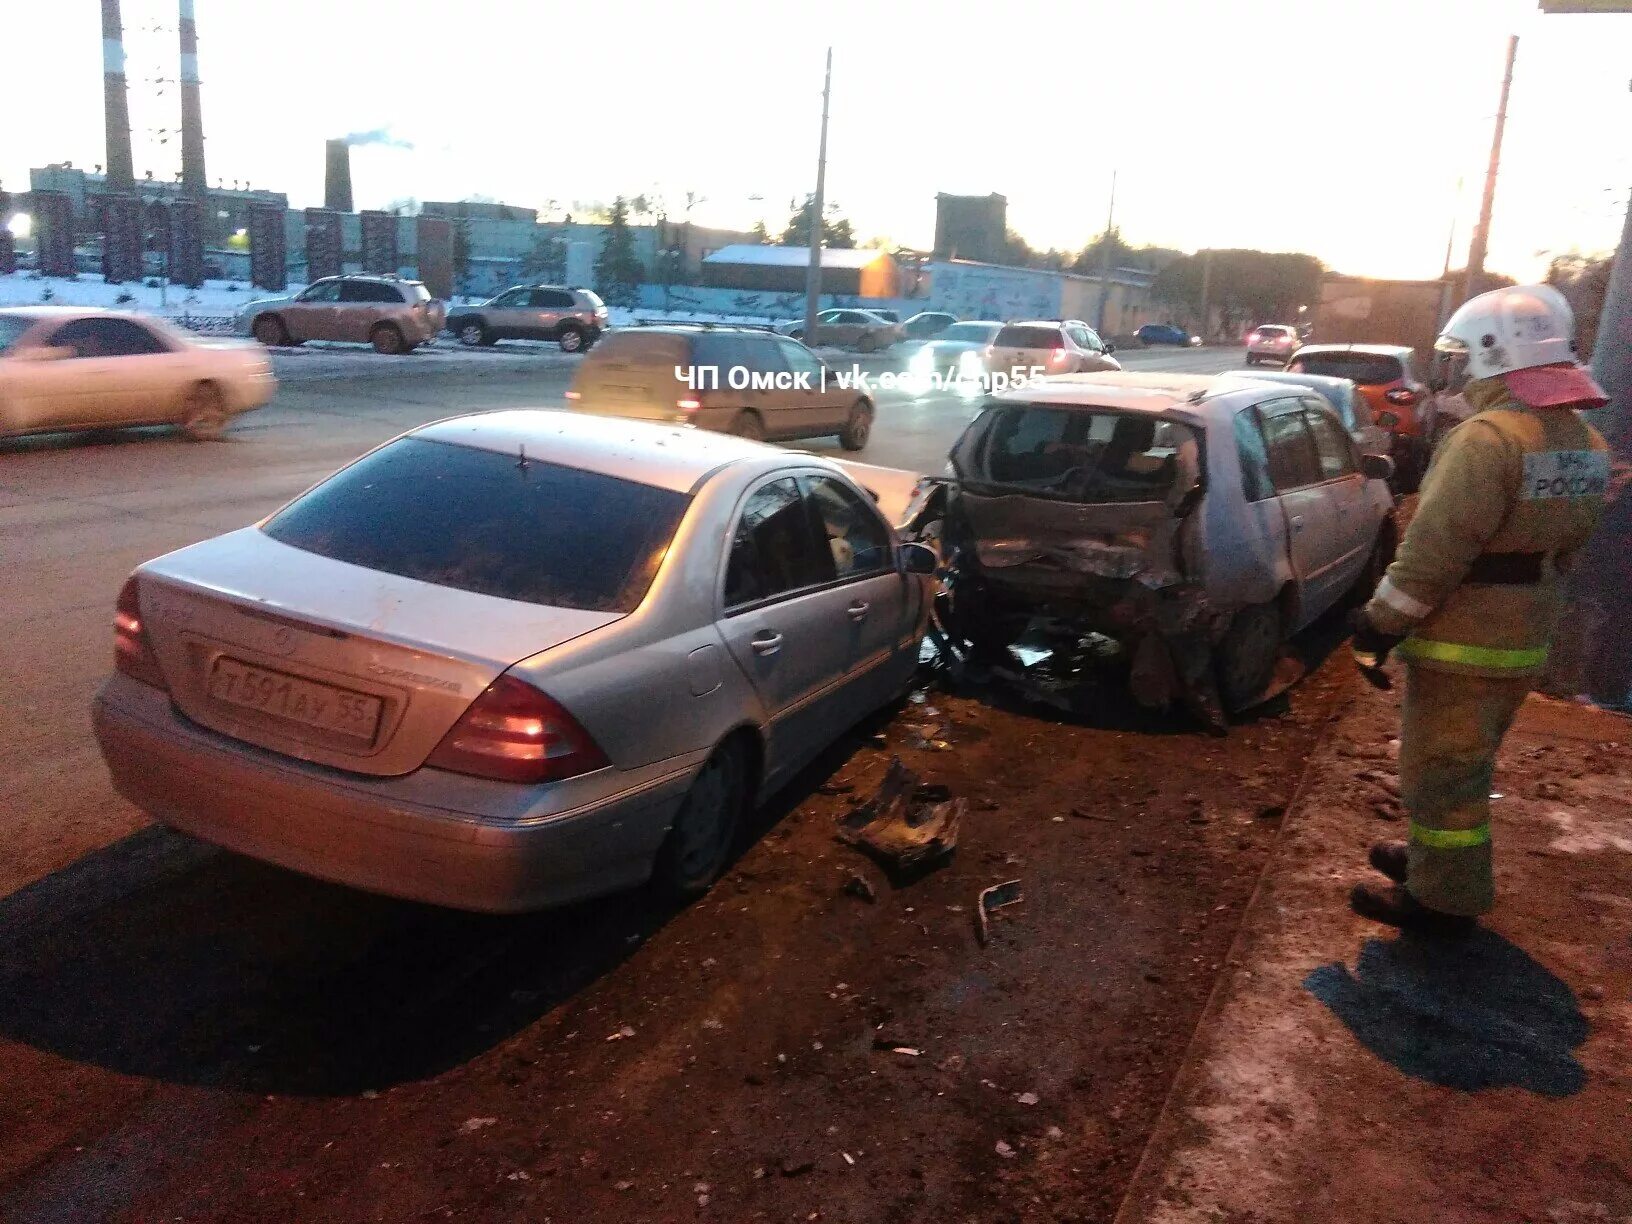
[
  {"xmin": 1219, "ymin": 369, "xmax": 1354, "ymax": 393},
  {"xmin": 1293, "ymin": 342, "xmax": 1413, "ymax": 357},
  {"xmin": 990, "ymin": 371, "xmax": 1283, "ymax": 422},
  {"xmin": 410, "ymin": 409, "xmax": 796, "ymax": 494}
]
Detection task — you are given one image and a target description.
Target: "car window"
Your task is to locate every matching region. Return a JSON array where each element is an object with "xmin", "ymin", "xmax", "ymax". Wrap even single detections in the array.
[
  {"xmin": 775, "ymin": 338, "xmax": 824, "ymax": 381},
  {"xmin": 491, "ymin": 288, "xmax": 529, "ymax": 307},
  {"xmin": 339, "ymin": 281, "xmax": 387, "ymax": 304},
  {"xmin": 1303, "ymin": 400, "xmax": 1358, "ymax": 479},
  {"xmin": 0, "ymin": 315, "xmax": 34, "ymax": 354},
  {"xmin": 532, "ymin": 289, "xmax": 576, "ymax": 309},
  {"xmin": 818, "ymin": 310, "xmax": 843, "ymax": 323},
  {"xmin": 724, "ymin": 477, "xmax": 834, "ymax": 609},
  {"xmin": 1234, "ymin": 409, "xmax": 1274, "ymax": 502},
  {"xmin": 977, "ymin": 405, "xmax": 1196, "ymax": 504},
  {"xmin": 690, "ymin": 331, "xmax": 753, "ymax": 383},
  {"xmin": 300, "ymin": 279, "xmax": 342, "ymax": 303},
  {"xmin": 1290, "ymin": 351, "xmax": 1404, "ymax": 385},
  {"xmin": 1257, "ymin": 399, "xmax": 1323, "ymax": 491},
  {"xmin": 49, "ymin": 317, "xmax": 168, "ymax": 358},
  {"xmin": 1082, "ymin": 327, "xmax": 1106, "ymax": 352},
  {"xmin": 802, "ymin": 475, "xmax": 892, "ymax": 580},
  {"xmin": 261, "ymin": 437, "xmax": 688, "ymax": 614},
  {"xmin": 993, "ymin": 325, "xmax": 1064, "ymax": 349}
]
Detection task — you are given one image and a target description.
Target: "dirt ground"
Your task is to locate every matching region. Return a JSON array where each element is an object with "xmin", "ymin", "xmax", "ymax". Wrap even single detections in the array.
[{"xmin": 0, "ymin": 642, "xmax": 1355, "ymax": 1223}]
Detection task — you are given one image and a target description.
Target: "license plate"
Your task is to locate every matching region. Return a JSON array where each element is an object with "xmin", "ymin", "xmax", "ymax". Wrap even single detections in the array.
[{"xmin": 208, "ymin": 658, "xmax": 382, "ymax": 742}]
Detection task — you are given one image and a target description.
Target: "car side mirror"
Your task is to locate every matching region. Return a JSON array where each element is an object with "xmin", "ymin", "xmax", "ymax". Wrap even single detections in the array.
[
  {"xmin": 1103, "ymin": 341, "xmax": 1116, "ymax": 354},
  {"xmin": 1360, "ymin": 453, "xmax": 1395, "ymax": 482},
  {"xmin": 13, "ymin": 345, "xmax": 73, "ymax": 362},
  {"xmin": 898, "ymin": 542, "xmax": 939, "ymax": 575}
]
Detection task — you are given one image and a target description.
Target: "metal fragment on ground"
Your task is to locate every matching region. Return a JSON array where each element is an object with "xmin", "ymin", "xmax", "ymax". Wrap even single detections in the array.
[
  {"xmin": 836, "ymin": 757, "xmax": 964, "ymax": 869},
  {"xmin": 976, "ymin": 879, "xmax": 1024, "ymax": 946}
]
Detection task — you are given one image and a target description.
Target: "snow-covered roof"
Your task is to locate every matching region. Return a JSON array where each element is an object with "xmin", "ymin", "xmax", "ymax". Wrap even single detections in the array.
[{"xmin": 702, "ymin": 244, "xmax": 892, "ymax": 270}]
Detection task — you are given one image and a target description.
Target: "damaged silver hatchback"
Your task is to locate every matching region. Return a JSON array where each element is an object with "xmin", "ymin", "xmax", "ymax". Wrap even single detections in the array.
[{"xmin": 915, "ymin": 372, "xmax": 1397, "ymax": 723}]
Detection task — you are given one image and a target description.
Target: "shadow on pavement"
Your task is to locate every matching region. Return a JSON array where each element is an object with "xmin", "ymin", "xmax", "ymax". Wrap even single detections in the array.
[
  {"xmin": 0, "ymin": 737, "xmax": 858, "ymax": 1100},
  {"xmin": 1303, "ymin": 927, "xmax": 1588, "ymax": 1097}
]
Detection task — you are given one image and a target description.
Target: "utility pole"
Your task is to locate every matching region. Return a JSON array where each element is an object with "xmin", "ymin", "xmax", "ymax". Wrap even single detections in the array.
[
  {"xmin": 802, "ymin": 47, "xmax": 832, "ymax": 343},
  {"xmin": 1095, "ymin": 169, "xmax": 1118, "ymax": 333},
  {"xmin": 1462, "ymin": 35, "xmax": 1518, "ymax": 305}
]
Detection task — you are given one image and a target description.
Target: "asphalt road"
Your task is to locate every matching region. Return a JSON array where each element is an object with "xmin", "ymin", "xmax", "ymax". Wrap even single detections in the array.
[{"xmin": 0, "ymin": 341, "xmax": 1285, "ymax": 1222}]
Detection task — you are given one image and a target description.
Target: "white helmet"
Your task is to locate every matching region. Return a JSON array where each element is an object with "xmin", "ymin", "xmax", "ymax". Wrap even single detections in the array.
[{"xmin": 1434, "ymin": 284, "xmax": 1578, "ymax": 380}]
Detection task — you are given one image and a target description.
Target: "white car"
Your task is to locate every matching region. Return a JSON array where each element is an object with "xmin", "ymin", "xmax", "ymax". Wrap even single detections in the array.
[
  {"xmin": 1245, "ymin": 324, "xmax": 1299, "ymax": 366},
  {"xmin": 0, "ymin": 307, "xmax": 274, "ymax": 441},
  {"xmin": 984, "ymin": 320, "xmax": 1121, "ymax": 380}
]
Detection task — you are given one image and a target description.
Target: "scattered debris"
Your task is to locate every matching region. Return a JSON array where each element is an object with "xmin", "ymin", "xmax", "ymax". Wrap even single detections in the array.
[
  {"xmin": 459, "ymin": 1117, "xmax": 497, "ymax": 1134},
  {"xmin": 842, "ymin": 1152, "xmax": 856, "ymax": 1166},
  {"xmin": 1071, "ymin": 807, "xmax": 1113, "ymax": 823},
  {"xmin": 817, "ymin": 781, "xmax": 855, "ymax": 796},
  {"xmin": 890, "ymin": 1047, "xmax": 922, "ymax": 1057},
  {"xmin": 1016, "ymin": 1091, "xmax": 1039, "ymax": 1106},
  {"xmin": 1256, "ymin": 803, "xmax": 1286, "ymax": 820},
  {"xmin": 842, "ymin": 873, "xmax": 878, "ymax": 903},
  {"xmin": 606, "ymin": 1025, "xmax": 636, "ymax": 1042},
  {"xmin": 781, "ymin": 1157, "xmax": 815, "ymax": 1177},
  {"xmin": 977, "ymin": 879, "xmax": 1024, "ymax": 946},
  {"xmin": 360, "ymin": 1090, "xmax": 378, "ymax": 1100},
  {"xmin": 614, "ymin": 1180, "xmax": 635, "ymax": 1192},
  {"xmin": 836, "ymin": 758, "xmax": 964, "ymax": 870},
  {"xmin": 702, "ymin": 1018, "xmax": 724, "ymax": 1031},
  {"xmin": 1046, "ymin": 1125, "xmax": 1065, "ymax": 1140},
  {"xmin": 995, "ymin": 1140, "xmax": 1017, "ymax": 1159}
]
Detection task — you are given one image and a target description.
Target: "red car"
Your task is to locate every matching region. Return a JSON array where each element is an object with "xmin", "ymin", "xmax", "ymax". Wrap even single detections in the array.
[{"xmin": 1286, "ymin": 343, "xmax": 1431, "ymax": 487}]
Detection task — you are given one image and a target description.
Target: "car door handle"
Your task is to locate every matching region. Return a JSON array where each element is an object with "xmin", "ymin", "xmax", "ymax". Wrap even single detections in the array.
[
  {"xmin": 847, "ymin": 601, "xmax": 870, "ymax": 622},
  {"xmin": 1290, "ymin": 515, "xmax": 1305, "ymax": 531},
  {"xmin": 750, "ymin": 631, "xmax": 783, "ymax": 656}
]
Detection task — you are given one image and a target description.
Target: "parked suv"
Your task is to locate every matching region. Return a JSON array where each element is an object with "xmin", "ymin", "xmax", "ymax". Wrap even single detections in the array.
[
  {"xmin": 1244, "ymin": 324, "xmax": 1298, "ymax": 366},
  {"xmin": 985, "ymin": 320, "xmax": 1120, "ymax": 379},
  {"xmin": 446, "ymin": 285, "xmax": 608, "ymax": 352},
  {"xmin": 238, "ymin": 276, "xmax": 445, "ymax": 355},
  {"xmin": 1286, "ymin": 343, "xmax": 1431, "ymax": 488},
  {"xmin": 565, "ymin": 325, "xmax": 874, "ymax": 450}
]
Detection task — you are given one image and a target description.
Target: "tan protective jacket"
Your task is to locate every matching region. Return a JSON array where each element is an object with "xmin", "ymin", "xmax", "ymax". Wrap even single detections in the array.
[{"xmin": 1365, "ymin": 377, "xmax": 1609, "ymax": 677}]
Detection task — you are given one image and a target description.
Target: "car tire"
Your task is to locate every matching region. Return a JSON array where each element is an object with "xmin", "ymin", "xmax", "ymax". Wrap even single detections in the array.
[
  {"xmin": 177, "ymin": 381, "xmax": 228, "ymax": 441},
  {"xmin": 558, "ymin": 325, "xmax": 586, "ymax": 353},
  {"xmin": 729, "ymin": 410, "xmax": 766, "ymax": 442},
  {"xmin": 838, "ymin": 400, "xmax": 873, "ymax": 451},
  {"xmin": 1244, "ymin": 354, "xmax": 1257, "ymax": 367},
  {"xmin": 370, "ymin": 323, "xmax": 407, "ymax": 355},
  {"xmin": 456, "ymin": 320, "xmax": 490, "ymax": 347},
  {"xmin": 651, "ymin": 738, "xmax": 750, "ymax": 901},
  {"xmin": 252, "ymin": 315, "xmax": 291, "ymax": 347},
  {"xmin": 1216, "ymin": 600, "xmax": 1283, "ymax": 712},
  {"xmin": 857, "ymin": 333, "xmax": 879, "ymax": 353}
]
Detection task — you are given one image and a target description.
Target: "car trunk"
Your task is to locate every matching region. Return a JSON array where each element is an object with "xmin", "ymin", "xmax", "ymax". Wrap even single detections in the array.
[
  {"xmin": 569, "ymin": 332, "xmax": 692, "ymax": 422},
  {"xmin": 137, "ymin": 528, "xmax": 621, "ymax": 777}
]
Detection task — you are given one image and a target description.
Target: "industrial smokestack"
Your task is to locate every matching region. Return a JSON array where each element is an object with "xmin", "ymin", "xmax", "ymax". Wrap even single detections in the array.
[
  {"xmin": 178, "ymin": 0, "xmax": 207, "ymax": 199},
  {"xmin": 100, "ymin": 0, "xmax": 135, "ymax": 192},
  {"xmin": 324, "ymin": 139, "xmax": 353, "ymax": 213}
]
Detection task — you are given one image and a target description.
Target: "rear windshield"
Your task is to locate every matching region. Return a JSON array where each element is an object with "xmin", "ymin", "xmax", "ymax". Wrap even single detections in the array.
[
  {"xmin": 941, "ymin": 323, "xmax": 1000, "ymax": 343},
  {"xmin": 1253, "ymin": 326, "xmax": 1294, "ymax": 339},
  {"xmin": 0, "ymin": 315, "xmax": 32, "ymax": 354},
  {"xmin": 993, "ymin": 325, "xmax": 1064, "ymax": 349},
  {"xmin": 582, "ymin": 330, "xmax": 689, "ymax": 366},
  {"xmin": 968, "ymin": 405, "xmax": 1198, "ymax": 503},
  {"xmin": 262, "ymin": 437, "xmax": 688, "ymax": 613},
  {"xmin": 1290, "ymin": 352, "xmax": 1403, "ymax": 385}
]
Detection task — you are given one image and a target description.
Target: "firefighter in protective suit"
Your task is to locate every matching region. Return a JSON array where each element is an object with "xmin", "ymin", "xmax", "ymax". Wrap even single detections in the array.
[{"xmin": 1349, "ymin": 284, "xmax": 1610, "ymax": 933}]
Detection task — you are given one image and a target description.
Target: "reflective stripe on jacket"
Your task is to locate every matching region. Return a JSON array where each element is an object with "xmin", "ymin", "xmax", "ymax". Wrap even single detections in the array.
[{"xmin": 1364, "ymin": 377, "xmax": 1609, "ymax": 678}]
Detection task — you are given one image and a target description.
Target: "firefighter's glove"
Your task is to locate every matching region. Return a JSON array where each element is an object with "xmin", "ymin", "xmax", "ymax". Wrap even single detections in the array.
[{"xmin": 1349, "ymin": 608, "xmax": 1405, "ymax": 690}]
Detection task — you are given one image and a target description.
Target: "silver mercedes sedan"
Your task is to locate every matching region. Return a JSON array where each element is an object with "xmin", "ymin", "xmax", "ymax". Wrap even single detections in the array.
[{"xmin": 93, "ymin": 412, "xmax": 936, "ymax": 912}]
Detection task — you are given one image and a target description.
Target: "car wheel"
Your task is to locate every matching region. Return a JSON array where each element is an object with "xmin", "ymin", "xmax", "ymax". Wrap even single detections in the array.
[
  {"xmin": 1216, "ymin": 600, "xmax": 1283, "ymax": 711},
  {"xmin": 178, "ymin": 381, "xmax": 228, "ymax": 441},
  {"xmin": 651, "ymin": 738, "xmax": 750, "ymax": 901},
  {"xmin": 857, "ymin": 333, "xmax": 878, "ymax": 353},
  {"xmin": 370, "ymin": 323, "xmax": 407, "ymax": 355},
  {"xmin": 456, "ymin": 320, "xmax": 489, "ymax": 347},
  {"xmin": 729, "ymin": 410, "xmax": 766, "ymax": 442},
  {"xmin": 558, "ymin": 325, "xmax": 586, "ymax": 353},
  {"xmin": 252, "ymin": 315, "xmax": 290, "ymax": 347},
  {"xmin": 839, "ymin": 400, "xmax": 873, "ymax": 451},
  {"xmin": 1244, "ymin": 354, "xmax": 1257, "ymax": 367}
]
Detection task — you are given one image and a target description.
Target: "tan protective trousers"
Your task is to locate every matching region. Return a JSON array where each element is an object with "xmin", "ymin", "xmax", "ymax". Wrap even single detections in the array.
[{"xmin": 1399, "ymin": 664, "xmax": 1533, "ymax": 917}]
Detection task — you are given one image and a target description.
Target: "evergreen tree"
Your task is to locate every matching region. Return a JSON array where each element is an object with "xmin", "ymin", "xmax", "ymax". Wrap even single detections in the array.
[
  {"xmin": 595, "ymin": 196, "xmax": 643, "ymax": 307},
  {"xmin": 779, "ymin": 194, "xmax": 855, "ymax": 249},
  {"xmin": 523, "ymin": 229, "xmax": 568, "ymax": 283}
]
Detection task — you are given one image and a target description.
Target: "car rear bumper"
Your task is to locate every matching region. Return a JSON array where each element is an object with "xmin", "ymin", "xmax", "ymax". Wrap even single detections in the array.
[{"xmin": 93, "ymin": 673, "xmax": 689, "ymax": 913}]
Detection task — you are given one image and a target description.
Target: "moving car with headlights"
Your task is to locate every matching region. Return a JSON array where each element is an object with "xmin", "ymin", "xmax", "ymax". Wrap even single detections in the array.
[
  {"xmin": 779, "ymin": 309, "xmax": 902, "ymax": 351},
  {"xmin": 92, "ymin": 412, "xmax": 936, "ymax": 912},
  {"xmin": 1285, "ymin": 343, "xmax": 1431, "ymax": 487},
  {"xmin": 1, "ymin": 306, "xmax": 274, "ymax": 441},
  {"xmin": 906, "ymin": 320, "xmax": 1003, "ymax": 389},
  {"xmin": 924, "ymin": 372, "xmax": 1396, "ymax": 719},
  {"xmin": 238, "ymin": 275, "xmax": 445, "ymax": 355},
  {"xmin": 1244, "ymin": 324, "xmax": 1298, "ymax": 365},
  {"xmin": 566, "ymin": 324, "xmax": 874, "ymax": 449},
  {"xmin": 445, "ymin": 284, "xmax": 608, "ymax": 352},
  {"xmin": 984, "ymin": 320, "xmax": 1119, "ymax": 380},
  {"xmin": 1136, "ymin": 322, "xmax": 1198, "ymax": 347},
  {"xmin": 1218, "ymin": 368, "xmax": 1392, "ymax": 473},
  {"xmin": 900, "ymin": 311, "xmax": 959, "ymax": 341}
]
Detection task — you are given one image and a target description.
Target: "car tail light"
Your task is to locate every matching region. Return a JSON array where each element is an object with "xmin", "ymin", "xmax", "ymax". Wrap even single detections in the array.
[
  {"xmin": 114, "ymin": 576, "xmax": 168, "ymax": 690},
  {"xmin": 677, "ymin": 398, "xmax": 702, "ymax": 413},
  {"xmin": 1384, "ymin": 388, "xmax": 1419, "ymax": 407},
  {"xmin": 1049, "ymin": 348, "xmax": 1071, "ymax": 367},
  {"xmin": 563, "ymin": 389, "xmax": 582, "ymax": 401},
  {"xmin": 425, "ymin": 674, "xmax": 609, "ymax": 785}
]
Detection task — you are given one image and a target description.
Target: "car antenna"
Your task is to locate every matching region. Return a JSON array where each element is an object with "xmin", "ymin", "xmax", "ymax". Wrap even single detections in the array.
[{"xmin": 516, "ymin": 442, "xmax": 530, "ymax": 471}]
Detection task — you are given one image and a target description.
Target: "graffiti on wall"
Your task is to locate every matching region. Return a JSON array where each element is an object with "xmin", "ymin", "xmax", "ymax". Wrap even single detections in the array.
[{"xmin": 926, "ymin": 263, "xmax": 1060, "ymax": 322}]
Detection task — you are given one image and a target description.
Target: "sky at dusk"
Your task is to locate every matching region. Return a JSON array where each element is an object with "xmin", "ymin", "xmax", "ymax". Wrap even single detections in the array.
[{"xmin": 5, "ymin": 0, "xmax": 1630, "ymax": 282}]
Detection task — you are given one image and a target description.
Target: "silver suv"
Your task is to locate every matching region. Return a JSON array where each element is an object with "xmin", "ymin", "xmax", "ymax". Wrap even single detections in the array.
[
  {"xmin": 238, "ymin": 276, "xmax": 446, "ymax": 355},
  {"xmin": 446, "ymin": 285, "xmax": 609, "ymax": 352}
]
